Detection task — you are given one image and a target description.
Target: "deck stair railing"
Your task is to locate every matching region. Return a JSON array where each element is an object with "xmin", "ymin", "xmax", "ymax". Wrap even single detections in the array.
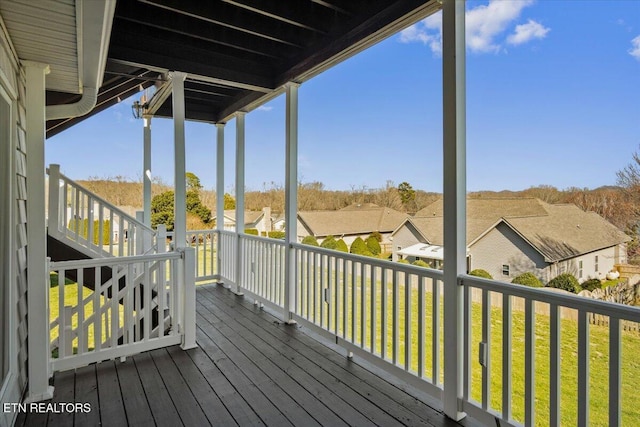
[{"xmin": 47, "ymin": 164, "xmax": 158, "ymax": 259}]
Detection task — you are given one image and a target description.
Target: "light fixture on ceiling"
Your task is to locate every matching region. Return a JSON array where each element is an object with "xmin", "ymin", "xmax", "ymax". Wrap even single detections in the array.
[{"xmin": 131, "ymin": 99, "xmax": 148, "ymax": 119}]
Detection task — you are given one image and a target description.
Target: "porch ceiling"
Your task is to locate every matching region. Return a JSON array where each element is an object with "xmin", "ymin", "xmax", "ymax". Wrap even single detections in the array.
[{"xmin": 45, "ymin": 0, "xmax": 440, "ymax": 137}]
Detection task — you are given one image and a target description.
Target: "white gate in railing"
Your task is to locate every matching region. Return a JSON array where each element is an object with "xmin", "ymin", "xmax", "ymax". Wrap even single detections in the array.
[
  {"xmin": 48, "ymin": 250, "xmax": 195, "ymax": 372},
  {"xmin": 47, "ymin": 164, "xmax": 158, "ymax": 258}
]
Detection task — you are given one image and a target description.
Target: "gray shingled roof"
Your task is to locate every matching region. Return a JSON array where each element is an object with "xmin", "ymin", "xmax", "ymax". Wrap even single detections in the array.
[
  {"xmin": 299, "ymin": 206, "xmax": 408, "ymax": 237},
  {"xmin": 405, "ymin": 217, "xmax": 496, "ymax": 245},
  {"xmin": 404, "ymin": 198, "xmax": 630, "ymax": 262},
  {"xmin": 415, "ymin": 197, "xmax": 548, "ymax": 221},
  {"xmin": 502, "ymin": 203, "xmax": 631, "ymax": 262}
]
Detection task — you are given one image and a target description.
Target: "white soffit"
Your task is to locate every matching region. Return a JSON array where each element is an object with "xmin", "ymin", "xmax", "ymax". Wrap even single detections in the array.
[{"xmin": 0, "ymin": 0, "xmax": 80, "ymax": 93}]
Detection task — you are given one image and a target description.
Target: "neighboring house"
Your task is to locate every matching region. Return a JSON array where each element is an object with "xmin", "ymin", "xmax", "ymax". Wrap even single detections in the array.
[
  {"xmin": 272, "ymin": 214, "xmax": 285, "ymax": 232},
  {"xmin": 392, "ymin": 198, "xmax": 630, "ymax": 282},
  {"xmin": 297, "ymin": 203, "xmax": 408, "ymax": 246},
  {"xmin": 213, "ymin": 207, "xmax": 272, "ymax": 234}
]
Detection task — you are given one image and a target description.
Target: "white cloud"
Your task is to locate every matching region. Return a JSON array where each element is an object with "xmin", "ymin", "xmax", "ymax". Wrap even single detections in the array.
[
  {"xmin": 399, "ymin": 13, "xmax": 442, "ymax": 54},
  {"xmin": 399, "ymin": 0, "xmax": 547, "ymax": 54},
  {"xmin": 630, "ymin": 35, "xmax": 640, "ymax": 61},
  {"xmin": 507, "ymin": 19, "xmax": 549, "ymax": 45},
  {"xmin": 256, "ymin": 105, "xmax": 273, "ymax": 112}
]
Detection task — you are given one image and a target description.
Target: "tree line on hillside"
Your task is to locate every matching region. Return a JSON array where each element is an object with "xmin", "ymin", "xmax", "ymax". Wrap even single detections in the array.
[{"xmin": 77, "ymin": 146, "xmax": 640, "ymax": 262}]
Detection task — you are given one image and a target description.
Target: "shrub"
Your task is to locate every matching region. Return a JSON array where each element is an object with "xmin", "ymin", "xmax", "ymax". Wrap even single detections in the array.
[
  {"xmin": 302, "ymin": 236, "xmax": 319, "ymax": 246},
  {"xmin": 369, "ymin": 231, "xmax": 383, "ymax": 242},
  {"xmin": 68, "ymin": 219, "xmax": 111, "ymax": 245},
  {"xmin": 335, "ymin": 239, "xmax": 349, "ymax": 252},
  {"xmin": 350, "ymin": 237, "xmax": 367, "ymax": 255},
  {"xmin": 365, "ymin": 236, "xmax": 381, "ymax": 255},
  {"xmin": 244, "ymin": 228, "xmax": 259, "ymax": 235},
  {"xmin": 413, "ymin": 259, "xmax": 430, "ymax": 267},
  {"xmin": 267, "ymin": 231, "xmax": 285, "ymax": 239},
  {"xmin": 547, "ymin": 273, "xmax": 580, "ymax": 293},
  {"xmin": 321, "ymin": 235, "xmax": 338, "ymax": 250},
  {"xmin": 581, "ymin": 278, "xmax": 602, "ymax": 292},
  {"xmin": 511, "ymin": 272, "xmax": 543, "ymax": 287},
  {"xmin": 469, "ymin": 269, "xmax": 493, "ymax": 279},
  {"xmin": 397, "ymin": 258, "xmax": 410, "ymax": 264}
]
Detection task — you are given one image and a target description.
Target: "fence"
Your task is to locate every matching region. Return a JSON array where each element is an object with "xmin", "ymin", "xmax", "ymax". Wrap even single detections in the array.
[{"xmin": 48, "ymin": 250, "xmax": 195, "ymax": 372}]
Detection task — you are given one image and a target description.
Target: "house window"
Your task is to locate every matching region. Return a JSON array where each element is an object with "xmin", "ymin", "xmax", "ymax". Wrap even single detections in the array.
[
  {"xmin": 578, "ymin": 260, "xmax": 583, "ymax": 279},
  {"xmin": 502, "ymin": 264, "xmax": 510, "ymax": 276},
  {"xmin": 595, "ymin": 255, "xmax": 599, "ymax": 272}
]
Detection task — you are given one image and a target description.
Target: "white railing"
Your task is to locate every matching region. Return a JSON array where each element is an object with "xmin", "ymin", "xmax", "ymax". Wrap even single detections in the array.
[
  {"xmin": 213, "ymin": 232, "xmax": 640, "ymax": 426},
  {"xmin": 238, "ymin": 234, "xmax": 286, "ymax": 310},
  {"xmin": 166, "ymin": 229, "xmax": 218, "ymax": 281},
  {"xmin": 47, "ymin": 164, "xmax": 157, "ymax": 259},
  {"xmin": 218, "ymin": 230, "xmax": 237, "ymax": 286},
  {"xmin": 291, "ymin": 243, "xmax": 445, "ymax": 399},
  {"xmin": 460, "ymin": 275, "xmax": 640, "ymax": 427},
  {"xmin": 47, "ymin": 249, "xmax": 195, "ymax": 372}
]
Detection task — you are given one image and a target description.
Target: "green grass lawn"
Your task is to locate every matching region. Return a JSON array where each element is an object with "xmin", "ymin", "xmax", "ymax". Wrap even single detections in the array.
[
  {"xmin": 295, "ymin": 267, "xmax": 640, "ymax": 426},
  {"xmin": 49, "ymin": 272, "xmax": 125, "ymax": 356}
]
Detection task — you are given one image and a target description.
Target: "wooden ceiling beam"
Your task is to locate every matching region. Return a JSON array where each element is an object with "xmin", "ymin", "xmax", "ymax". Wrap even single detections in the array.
[
  {"xmin": 220, "ymin": 0, "xmax": 330, "ymax": 33},
  {"xmin": 277, "ymin": 0, "xmax": 439, "ymax": 86},
  {"xmin": 138, "ymin": 0, "xmax": 306, "ymax": 47},
  {"xmin": 310, "ymin": 0, "xmax": 353, "ymax": 16},
  {"xmin": 116, "ymin": 1, "xmax": 292, "ymax": 60},
  {"xmin": 109, "ymin": 25, "xmax": 276, "ymax": 92}
]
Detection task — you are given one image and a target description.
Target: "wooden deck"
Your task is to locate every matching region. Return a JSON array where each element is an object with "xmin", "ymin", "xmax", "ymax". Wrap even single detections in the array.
[{"xmin": 16, "ymin": 283, "xmax": 465, "ymax": 427}]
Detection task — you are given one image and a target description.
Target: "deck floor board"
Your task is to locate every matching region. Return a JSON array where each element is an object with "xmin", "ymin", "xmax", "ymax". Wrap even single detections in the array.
[{"xmin": 22, "ymin": 283, "xmax": 459, "ymax": 427}]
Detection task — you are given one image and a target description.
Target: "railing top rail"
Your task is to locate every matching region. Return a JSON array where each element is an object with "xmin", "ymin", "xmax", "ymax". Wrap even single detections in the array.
[
  {"xmin": 239, "ymin": 233, "xmax": 287, "ymax": 246},
  {"xmin": 53, "ymin": 170, "xmax": 155, "ymax": 235},
  {"xmin": 185, "ymin": 229, "xmax": 216, "ymax": 234},
  {"xmin": 461, "ymin": 274, "xmax": 640, "ymax": 321},
  {"xmin": 49, "ymin": 251, "xmax": 182, "ymax": 269},
  {"xmin": 218, "ymin": 230, "xmax": 236, "ymax": 237},
  {"xmin": 291, "ymin": 242, "xmax": 444, "ymax": 280}
]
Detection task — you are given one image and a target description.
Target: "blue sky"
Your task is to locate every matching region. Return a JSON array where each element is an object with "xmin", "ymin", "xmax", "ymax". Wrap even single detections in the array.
[{"xmin": 47, "ymin": 0, "xmax": 640, "ymax": 193}]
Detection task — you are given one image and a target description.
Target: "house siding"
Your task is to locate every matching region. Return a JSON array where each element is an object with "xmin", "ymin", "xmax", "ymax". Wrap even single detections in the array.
[
  {"xmin": 570, "ymin": 246, "xmax": 620, "ymax": 282},
  {"xmin": 391, "ymin": 222, "xmax": 427, "ymax": 261},
  {"xmin": 0, "ymin": 17, "xmax": 28, "ymax": 427},
  {"xmin": 469, "ymin": 223, "xmax": 548, "ymax": 282}
]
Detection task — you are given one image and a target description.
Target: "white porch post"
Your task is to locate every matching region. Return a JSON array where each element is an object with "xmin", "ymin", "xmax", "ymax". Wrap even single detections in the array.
[
  {"xmin": 283, "ymin": 82, "xmax": 299, "ymax": 323},
  {"xmin": 24, "ymin": 60, "xmax": 54, "ymax": 402},
  {"xmin": 234, "ymin": 112, "xmax": 246, "ymax": 295},
  {"xmin": 171, "ymin": 71, "xmax": 187, "ymax": 249},
  {"xmin": 442, "ymin": 0, "xmax": 467, "ymax": 421},
  {"xmin": 180, "ymin": 246, "xmax": 197, "ymax": 349},
  {"xmin": 215, "ymin": 122, "xmax": 225, "ymax": 283},
  {"xmin": 143, "ymin": 116, "xmax": 152, "ymax": 227}
]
